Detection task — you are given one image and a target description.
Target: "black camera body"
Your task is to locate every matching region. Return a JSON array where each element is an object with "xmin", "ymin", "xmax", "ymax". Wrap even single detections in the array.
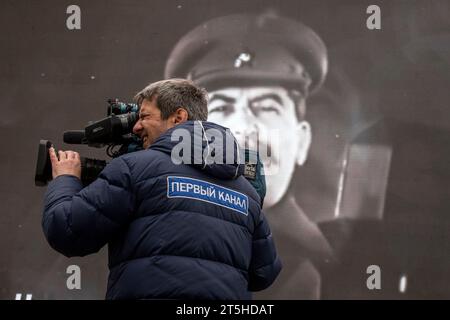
[{"xmin": 35, "ymin": 99, "xmax": 142, "ymax": 187}]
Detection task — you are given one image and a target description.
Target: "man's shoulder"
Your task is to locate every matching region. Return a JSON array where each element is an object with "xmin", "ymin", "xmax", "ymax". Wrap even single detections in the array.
[
  {"xmin": 117, "ymin": 149, "xmax": 169, "ymax": 164},
  {"xmin": 103, "ymin": 149, "xmax": 172, "ymax": 179}
]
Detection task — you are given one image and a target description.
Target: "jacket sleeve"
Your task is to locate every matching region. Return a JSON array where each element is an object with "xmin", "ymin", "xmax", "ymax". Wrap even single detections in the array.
[
  {"xmin": 42, "ymin": 157, "xmax": 135, "ymax": 257},
  {"xmin": 247, "ymin": 211, "xmax": 282, "ymax": 291}
]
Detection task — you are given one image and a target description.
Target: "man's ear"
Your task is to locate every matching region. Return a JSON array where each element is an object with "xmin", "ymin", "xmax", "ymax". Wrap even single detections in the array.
[
  {"xmin": 171, "ymin": 107, "xmax": 189, "ymax": 124},
  {"xmin": 295, "ymin": 121, "xmax": 312, "ymax": 166}
]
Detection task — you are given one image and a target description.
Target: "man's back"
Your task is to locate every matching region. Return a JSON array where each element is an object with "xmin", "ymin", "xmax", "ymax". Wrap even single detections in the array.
[{"xmin": 43, "ymin": 121, "xmax": 281, "ymax": 299}]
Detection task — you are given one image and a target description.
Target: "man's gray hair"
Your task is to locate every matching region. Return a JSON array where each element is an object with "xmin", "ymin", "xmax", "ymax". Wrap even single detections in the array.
[{"xmin": 134, "ymin": 78, "xmax": 208, "ymax": 121}]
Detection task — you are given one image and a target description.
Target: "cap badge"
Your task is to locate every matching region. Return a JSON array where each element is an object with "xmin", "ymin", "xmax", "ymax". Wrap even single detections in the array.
[{"xmin": 234, "ymin": 52, "xmax": 252, "ymax": 68}]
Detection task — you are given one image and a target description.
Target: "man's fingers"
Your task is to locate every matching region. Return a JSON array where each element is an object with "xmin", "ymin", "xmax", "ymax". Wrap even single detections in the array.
[
  {"xmin": 51, "ymin": 149, "xmax": 80, "ymax": 162},
  {"xmin": 58, "ymin": 150, "xmax": 67, "ymax": 160},
  {"xmin": 66, "ymin": 151, "xmax": 74, "ymax": 159},
  {"xmin": 48, "ymin": 148, "xmax": 81, "ymax": 179},
  {"xmin": 49, "ymin": 147, "xmax": 58, "ymax": 164},
  {"xmin": 66, "ymin": 151, "xmax": 80, "ymax": 160}
]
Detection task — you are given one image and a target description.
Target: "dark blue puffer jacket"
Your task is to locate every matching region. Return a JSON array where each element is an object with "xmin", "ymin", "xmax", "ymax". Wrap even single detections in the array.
[{"xmin": 43, "ymin": 121, "xmax": 281, "ymax": 299}]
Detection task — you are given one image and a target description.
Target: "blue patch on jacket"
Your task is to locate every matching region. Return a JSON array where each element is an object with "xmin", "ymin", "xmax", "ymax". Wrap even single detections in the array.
[{"xmin": 167, "ymin": 176, "xmax": 249, "ymax": 216}]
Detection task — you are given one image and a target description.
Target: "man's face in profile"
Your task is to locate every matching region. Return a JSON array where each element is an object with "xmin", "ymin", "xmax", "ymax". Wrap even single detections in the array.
[{"xmin": 208, "ymin": 86, "xmax": 311, "ymax": 209}]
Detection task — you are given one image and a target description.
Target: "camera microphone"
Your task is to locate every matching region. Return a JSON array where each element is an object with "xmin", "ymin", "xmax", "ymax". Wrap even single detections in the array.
[{"xmin": 64, "ymin": 130, "xmax": 87, "ymax": 144}]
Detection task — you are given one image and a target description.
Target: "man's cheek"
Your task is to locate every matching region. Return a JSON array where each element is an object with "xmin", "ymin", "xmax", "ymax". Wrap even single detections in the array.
[{"xmin": 260, "ymin": 144, "xmax": 278, "ymax": 175}]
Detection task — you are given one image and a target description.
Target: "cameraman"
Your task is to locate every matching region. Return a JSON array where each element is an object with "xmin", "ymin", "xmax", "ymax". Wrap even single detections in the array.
[{"xmin": 42, "ymin": 78, "xmax": 281, "ymax": 299}]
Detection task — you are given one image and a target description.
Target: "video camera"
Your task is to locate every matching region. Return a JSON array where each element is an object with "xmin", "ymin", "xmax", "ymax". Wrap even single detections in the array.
[{"xmin": 34, "ymin": 99, "xmax": 142, "ymax": 187}]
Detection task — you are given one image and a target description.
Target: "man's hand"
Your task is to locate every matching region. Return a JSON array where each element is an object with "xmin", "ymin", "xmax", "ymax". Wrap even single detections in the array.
[{"xmin": 49, "ymin": 147, "xmax": 82, "ymax": 179}]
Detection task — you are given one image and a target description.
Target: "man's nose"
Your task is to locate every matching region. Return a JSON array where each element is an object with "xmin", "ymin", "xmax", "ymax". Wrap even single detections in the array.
[
  {"xmin": 132, "ymin": 120, "xmax": 142, "ymax": 135},
  {"xmin": 229, "ymin": 100, "xmax": 259, "ymax": 146}
]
